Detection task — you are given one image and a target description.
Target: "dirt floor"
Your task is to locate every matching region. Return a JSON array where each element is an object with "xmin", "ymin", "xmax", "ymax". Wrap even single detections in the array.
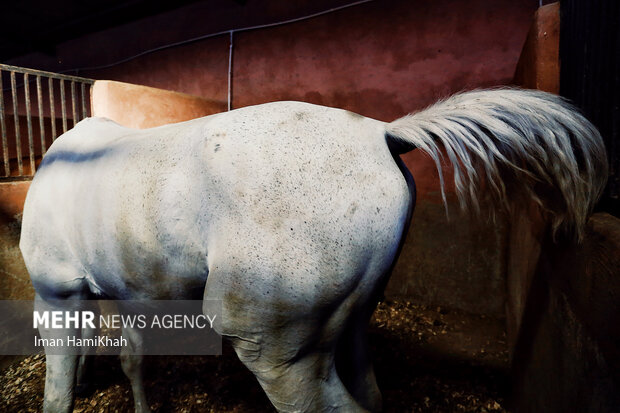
[{"xmin": 0, "ymin": 299, "xmax": 510, "ymax": 412}]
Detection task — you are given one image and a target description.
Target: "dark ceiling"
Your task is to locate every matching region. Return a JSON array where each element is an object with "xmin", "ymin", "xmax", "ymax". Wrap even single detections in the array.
[{"xmin": 0, "ymin": 0, "xmax": 248, "ymax": 61}]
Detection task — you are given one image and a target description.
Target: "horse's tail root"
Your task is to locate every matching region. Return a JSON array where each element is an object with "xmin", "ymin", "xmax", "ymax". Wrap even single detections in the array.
[{"xmin": 385, "ymin": 87, "xmax": 608, "ymax": 241}]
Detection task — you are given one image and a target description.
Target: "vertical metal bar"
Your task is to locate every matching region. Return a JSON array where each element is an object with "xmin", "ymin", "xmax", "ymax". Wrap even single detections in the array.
[
  {"xmin": 71, "ymin": 80, "xmax": 77, "ymax": 125},
  {"xmin": 60, "ymin": 79, "xmax": 67, "ymax": 133},
  {"xmin": 89, "ymin": 84, "xmax": 93, "ymax": 117},
  {"xmin": 36, "ymin": 75, "xmax": 46, "ymax": 156},
  {"xmin": 49, "ymin": 78, "xmax": 56, "ymax": 141},
  {"xmin": 0, "ymin": 71, "xmax": 9, "ymax": 176},
  {"xmin": 81, "ymin": 82, "xmax": 87, "ymax": 119},
  {"xmin": 228, "ymin": 30, "xmax": 234, "ymax": 111},
  {"xmin": 10, "ymin": 71, "xmax": 23, "ymax": 176},
  {"xmin": 24, "ymin": 73, "xmax": 35, "ymax": 175}
]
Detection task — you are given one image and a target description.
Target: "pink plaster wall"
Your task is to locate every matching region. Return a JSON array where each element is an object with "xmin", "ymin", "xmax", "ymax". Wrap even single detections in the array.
[{"xmin": 72, "ymin": 0, "xmax": 535, "ymax": 212}]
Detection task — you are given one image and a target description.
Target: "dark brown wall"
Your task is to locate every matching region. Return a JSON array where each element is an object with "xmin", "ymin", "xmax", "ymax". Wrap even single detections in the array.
[
  {"xmin": 511, "ymin": 213, "xmax": 620, "ymax": 413},
  {"xmin": 6, "ymin": 0, "xmax": 539, "ymax": 315}
]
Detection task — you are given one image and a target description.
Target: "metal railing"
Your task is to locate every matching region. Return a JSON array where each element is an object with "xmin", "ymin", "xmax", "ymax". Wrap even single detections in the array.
[{"xmin": 0, "ymin": 64, "xmax": 94, "ymax": 180}]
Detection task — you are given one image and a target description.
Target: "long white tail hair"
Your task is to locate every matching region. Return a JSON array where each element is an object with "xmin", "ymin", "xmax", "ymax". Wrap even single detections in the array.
[{"xmin": 386, "ymin": 88, "xmax": 608, "ymax": 240}]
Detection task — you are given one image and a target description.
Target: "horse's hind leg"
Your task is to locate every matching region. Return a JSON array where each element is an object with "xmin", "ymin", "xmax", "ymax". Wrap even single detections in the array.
[
  {"xmin": 76, "ymin": 304, "xmax": 99, "ymax": 395},
  {"xmin": 336, "ymin": 310, "xmax": 382, "ymax": 412},
  {"xmin": 232, "ymin": 336, "xmax": 366, "ymax": 413},
  {"xmin": 120, "ymin": 326, "xmax": 150, "ymax": 413}
]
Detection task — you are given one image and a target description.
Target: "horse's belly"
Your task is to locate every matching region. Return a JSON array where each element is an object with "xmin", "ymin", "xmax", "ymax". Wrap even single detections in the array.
[{"xmin": 71, "ymin": 172, "xmax": 210, "ymax": 298}]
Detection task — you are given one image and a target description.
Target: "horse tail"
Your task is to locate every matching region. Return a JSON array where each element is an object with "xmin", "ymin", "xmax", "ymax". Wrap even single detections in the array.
[{"xmin": 385, "ymin": 88, "xmax": 608, "ymax": 241}]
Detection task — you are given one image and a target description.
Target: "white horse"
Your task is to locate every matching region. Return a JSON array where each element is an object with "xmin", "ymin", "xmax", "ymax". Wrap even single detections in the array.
[{"xmin": 20, "ymin": 88, "xmax": 607, "ymax": 412}]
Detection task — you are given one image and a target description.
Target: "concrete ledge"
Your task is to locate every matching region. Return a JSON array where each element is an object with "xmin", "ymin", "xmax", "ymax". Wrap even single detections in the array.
[{"xmin": 91, "ymin": 80, "xmax": 227, "ymax": 128}]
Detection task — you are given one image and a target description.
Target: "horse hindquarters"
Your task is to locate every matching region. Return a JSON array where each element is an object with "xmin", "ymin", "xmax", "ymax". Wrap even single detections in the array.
[
  {"xmin": 224, "ymin": 261, "xmax": 402, "ymax": 413},
  {"xmin": 334, "ymin": 309, "xmax": 382, "ymax": 412},
  {"xmin": 225, "ymin": 291, "xmax": 378, "ymax": 413},
  {"xmin": 207, "ymin": 200, "xmax": 411, "ymax": 412}
]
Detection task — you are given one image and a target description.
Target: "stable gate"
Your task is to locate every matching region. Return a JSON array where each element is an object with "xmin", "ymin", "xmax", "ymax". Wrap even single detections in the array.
[{"xmin": 0, "ymin": 64, "xmax": 94, "ymax": 180}]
